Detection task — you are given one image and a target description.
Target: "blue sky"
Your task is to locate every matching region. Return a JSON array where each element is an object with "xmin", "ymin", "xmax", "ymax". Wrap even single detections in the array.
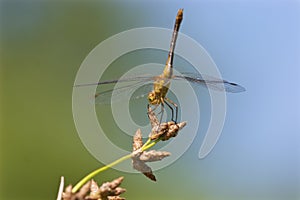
[{"xmin": 122, "ymin": 1, "xmax": 300, "ymax": 199}]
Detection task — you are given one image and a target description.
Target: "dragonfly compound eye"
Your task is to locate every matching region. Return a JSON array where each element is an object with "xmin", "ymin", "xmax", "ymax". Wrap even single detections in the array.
[{"xmin": 148, "ymin": 92, "xmax": 156, "ymax": 104}]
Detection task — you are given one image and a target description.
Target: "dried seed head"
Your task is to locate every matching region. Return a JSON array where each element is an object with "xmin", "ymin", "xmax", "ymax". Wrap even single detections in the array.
[
  {"xmin": 63, "ymin": 181, "xmax": 91, "ymax": 200},
  {"xmin": 88, "ymin": 180, "xmax": 100, "ymax": 199},
  {"xmin": 167, "ymin": 121, "xmax": 175, "ymax": 126},
  {"xmin": 108, "ymin": 196, "xmax": 126, "ymax": 200},
  {"xmin": 132, "ymin": 159, "xmax": 156, "ymax": 181},
  {"xmin": 147, "ymin": 105, "xmax": 187, "ymax": 141},
  {"xmin": 133, "ymin": 129, "xmax": 143, "ymax": 151},
  {"xmin": 161, "ymin": 121, "xmax": 186, "ymax": 141},
  {"xmin": 82, "ymin": 177, "xmax": 126, "ymax": 200},
  {"xmin": 150, "ymin": 121, "xmax": 187, "ymax": 141},
  {"xmin": 98, "ymin": 177, "xmax": 126, "ymax": 199},
  {"xmin": 139, "ymin": 150, "xmax": 171, "ymax": 162},
  {"xmin": 77, "ymin": 179, "xmax": 91, "ymax": 198},
  {"xmin": 149, "ymin": 122, "xmax": 169, "ymax": 140},
  {"xmin": 143, "ymin": 171, "xmax": 157, "ymax": 181},
  {"xmin": 147, "ymin": 106, "xmax": 159, "ymax": 127},
  {"xmin": 108, "ymin": 177, "xmax": 124, "ymax": 189},
  {"xmin": 113, "ymin": 187, "xmax": 126, "ymax": 195},
  {"xmin": 131, "ymin": 121, "xmax": 185, "ymax": 181},
  {"xmin": 62, "ymin": 185, "xmax": 72, "ymax": 200}
]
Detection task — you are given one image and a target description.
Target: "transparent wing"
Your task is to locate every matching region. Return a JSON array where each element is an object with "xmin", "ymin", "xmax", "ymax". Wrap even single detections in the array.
[
  {"xmin": 74, "ymin": 75, "xmax": 156, "ymax": 87},
  {"xmin": 173, "ymin": 73, "xmax": 245, "ymax": 93},
  {"xmin": 74, "ymin": 75, "xmax": 157, "ymax": 104},
  {"xmin": 95, "ymin": 81, "xmax": 153, "ymax": 104},
  {"xmin": 74, "ymin": 72, "xmax": 245, "ymax": 105}
]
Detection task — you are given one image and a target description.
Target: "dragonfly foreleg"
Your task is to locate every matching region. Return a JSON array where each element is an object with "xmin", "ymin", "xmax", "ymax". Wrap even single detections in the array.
[
  {"xmin": 164, "ymin": 97, "xmax": 178, "ymax": 123},
  {"xmin": 159, "ymin": 102, "xmax": 165, "ymax": 126}
]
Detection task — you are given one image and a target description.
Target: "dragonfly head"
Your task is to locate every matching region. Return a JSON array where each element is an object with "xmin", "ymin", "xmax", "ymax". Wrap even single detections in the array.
[{"xmin": 148, "ymin": 91, "xmax": 160, "ymax": 105}]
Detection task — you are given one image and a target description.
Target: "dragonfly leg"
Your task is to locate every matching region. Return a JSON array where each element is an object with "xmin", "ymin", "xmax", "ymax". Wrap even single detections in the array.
[
  {"xmin": 159, "ymin": 102, "xmax": 165, "ymax": 126},
  {"xmin": 164, "ymin": 97, "xmax": 178, "ymax": 123}
]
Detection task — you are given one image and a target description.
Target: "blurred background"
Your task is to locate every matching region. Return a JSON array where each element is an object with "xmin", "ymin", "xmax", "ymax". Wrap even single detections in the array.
[{"xmin": 1, "ymin": 0, "xmax": 299, "ymax": 199}]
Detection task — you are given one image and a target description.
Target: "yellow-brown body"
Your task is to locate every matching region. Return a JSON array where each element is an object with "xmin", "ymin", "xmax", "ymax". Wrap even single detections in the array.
[{"xmin": 147, "ymin": 9, "xmax": 183, "ymax": 107}]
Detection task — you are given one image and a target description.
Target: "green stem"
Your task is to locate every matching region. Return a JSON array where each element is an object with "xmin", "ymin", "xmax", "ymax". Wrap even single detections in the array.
[
  {"xmin": 141, "ymin": 138, "xmax": 151, "ymax": 149},
  {"xmin": 142, "ymin": 138, "xmax": 160, "ymax": 151},
  {"xmin": 71, "ymin": 138, "xmax": 161, "ymax": 193}
]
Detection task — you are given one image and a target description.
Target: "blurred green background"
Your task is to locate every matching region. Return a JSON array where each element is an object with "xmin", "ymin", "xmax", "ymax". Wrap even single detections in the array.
[{"xmin": 1, "ymin": 1, "xmax": 299, "ymax": 200}]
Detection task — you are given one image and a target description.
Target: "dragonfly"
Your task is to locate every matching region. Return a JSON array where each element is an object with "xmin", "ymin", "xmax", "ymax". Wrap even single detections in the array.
[{"xmin": 75, "ymin": 9, "xmax": 245, "ymax": 123}]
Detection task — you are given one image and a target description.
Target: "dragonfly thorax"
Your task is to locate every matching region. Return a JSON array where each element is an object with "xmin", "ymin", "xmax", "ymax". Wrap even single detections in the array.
[{"xmin": 148, "ymin": 78, "xmax": 171, "ymax": 105}]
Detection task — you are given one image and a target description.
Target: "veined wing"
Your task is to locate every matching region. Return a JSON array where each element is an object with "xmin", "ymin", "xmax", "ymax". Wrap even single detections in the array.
[
  {"xmin": 74, "ymin": 75, "xmax": 156, "ymax": 87},
  {"xmin": 173, "ymin": 73, "xmax": 245, "ymax": 93},
  {"xmin": 75, "ymin": 75, "xmax": 157, "ymax": 104}
]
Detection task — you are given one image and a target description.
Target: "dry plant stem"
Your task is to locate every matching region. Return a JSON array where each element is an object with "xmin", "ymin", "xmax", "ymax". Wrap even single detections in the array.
[
  {"xmin": 57, "ymin": 176, "xmax": 64, "ymax": 200},
  {"xmin": 71, "ymin": 138, "xmax": 161, "ymax": 193}
]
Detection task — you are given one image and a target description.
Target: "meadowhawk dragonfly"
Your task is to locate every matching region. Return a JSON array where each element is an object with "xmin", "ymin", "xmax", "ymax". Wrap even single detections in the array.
[{"xmin": 75, "ymin": 9, "xmax": 245, "ymax": 123}]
